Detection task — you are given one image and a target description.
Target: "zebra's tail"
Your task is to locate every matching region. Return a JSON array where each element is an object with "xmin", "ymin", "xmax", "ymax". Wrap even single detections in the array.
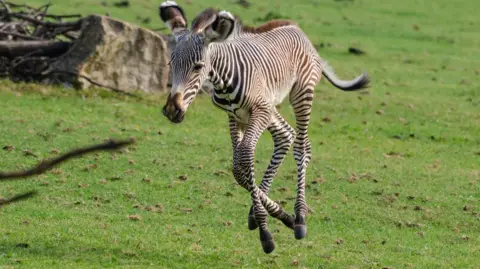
[{"xmin": 320, "ymin": 60, "xmax": 370, "ymax": 91}]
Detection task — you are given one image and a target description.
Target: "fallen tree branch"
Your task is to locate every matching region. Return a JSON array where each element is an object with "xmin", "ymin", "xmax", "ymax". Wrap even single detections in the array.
[
  {"xmin": 0, "ymin": 30, "xmax": 44, "ymax": 40},
  {"xmin": 4, "ymin": 1, "xmax": 34, "ymax": 10},
  {"xmin": 0, "ymin": 138, "xmax": 135, "ymax": 180},
  {"xmin": 0, "ymin": 0, "xmax": 12, "ymax": 21},
  {"xmin": 0, "ymin": 40, "xmax": 71, "ymax": 58},
  {"xmin": 51, "ymin": 26, "xmax": 80, "ymax": 39},
  {"xmin": 0, "ymin": 191, "xmax": 37, "ymax": 207},
  {"xmin": 11, "ymin": 13, "xmax": 83, "ymax": 29},
  {"xmin": 61, "ymin": 31, "xmax": 77, "ymax": 40}
]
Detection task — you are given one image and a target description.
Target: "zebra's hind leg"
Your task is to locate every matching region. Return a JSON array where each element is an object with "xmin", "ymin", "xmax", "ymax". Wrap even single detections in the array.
[
  {"xmin": 248, "ymin": 109, "xmax": 296, "ymax": 231},
  {"xmin": 290, "ymin": 82, "xmax": 316, "ymax": 240}
]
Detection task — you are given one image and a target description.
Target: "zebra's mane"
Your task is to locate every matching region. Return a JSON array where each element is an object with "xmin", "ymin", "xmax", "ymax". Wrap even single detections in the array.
[
  {"xmin": 240, "ymin": 20, "xmax": 295, "ymax": 34},
  {"xmin": 191, "ymin": 8, "xmax": 295, "ymax": 36}
]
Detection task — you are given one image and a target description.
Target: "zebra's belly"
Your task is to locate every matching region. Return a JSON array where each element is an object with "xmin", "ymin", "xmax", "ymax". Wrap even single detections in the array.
[
  {"xmin": 272, "ymin": 86, "xmax": 293, "ymax": 106},
  {"xmin": 211, "ymin": 93, "xmax": 250, "ymax": 123}
]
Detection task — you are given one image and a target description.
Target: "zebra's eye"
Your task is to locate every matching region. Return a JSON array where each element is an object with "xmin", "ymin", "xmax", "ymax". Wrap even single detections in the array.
[{"xmin": 193, "ymin": 62, "xmax": 205, "ymax": 71}]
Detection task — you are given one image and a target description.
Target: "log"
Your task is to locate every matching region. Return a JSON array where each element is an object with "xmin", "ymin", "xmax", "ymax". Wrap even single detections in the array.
[{"xmin": 0, "ymin": 40, "xmax": 71, "ymax": 58}]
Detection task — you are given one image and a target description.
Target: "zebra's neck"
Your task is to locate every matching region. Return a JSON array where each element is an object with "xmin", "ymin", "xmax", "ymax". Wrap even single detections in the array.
[
  {"xmin": 207, "ymin": 43, "xmax": 246, "ymax": 120},
  {"xmin": 207, "ymin": 45, "xmax": 238, "ymax": 92}
]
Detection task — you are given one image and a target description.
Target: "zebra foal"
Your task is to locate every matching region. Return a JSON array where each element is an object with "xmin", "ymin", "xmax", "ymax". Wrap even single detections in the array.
[{"xmin": 159, "ymin": 1, "xmax": 369, "ymax": 253}]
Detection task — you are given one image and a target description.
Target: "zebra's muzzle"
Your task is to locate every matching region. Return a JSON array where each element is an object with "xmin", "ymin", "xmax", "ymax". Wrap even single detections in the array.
[{"xmin": 163, "ymin": 92, "xmax": 185, "ymax": 123}]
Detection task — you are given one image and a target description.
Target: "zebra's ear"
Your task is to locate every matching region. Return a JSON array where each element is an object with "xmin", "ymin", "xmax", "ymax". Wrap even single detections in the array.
[
  {"xmin": 191, "ymin": 9, "xmax": 235, "ymax": 44},
  {"xmin": 159, "ymin": 1, "xmax": 187, "ymax": 36}
]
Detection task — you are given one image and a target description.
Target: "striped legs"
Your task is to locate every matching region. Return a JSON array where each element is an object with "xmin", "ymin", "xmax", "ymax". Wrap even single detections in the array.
[
  {"xmin": 290, "ymin": 81, "xmax": 316, "ymax": 240},
  {"xmin": 248, "ymin": 109, "xmax": 296, "ymax": 231},
  {"xmin": 228, "ymin": 115, "xmax": 245, "ymax": 150},
  {"xmin": 228, "ymin": 114, "xmax": 294, "ymax": 229},
  {"xmin": 260, "ymin": 110, "xmax": 297, "ymax": 194},
  {"xmin": 230, "ymin": 108, "xmax": 292, "ymax": 253}
]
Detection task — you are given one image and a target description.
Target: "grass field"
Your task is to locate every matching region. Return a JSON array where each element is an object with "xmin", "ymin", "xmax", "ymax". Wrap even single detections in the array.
[{"xmin": 1, "ymin": 0, "xmax": 479, "ymax": 268}]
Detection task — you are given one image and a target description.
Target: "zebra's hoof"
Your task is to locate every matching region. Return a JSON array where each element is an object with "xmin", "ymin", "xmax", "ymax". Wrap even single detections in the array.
[
  {"xmin": 248, "ymin": 206, "xmax": 258, "ymax": 230},
  {"xmin": 259, "ymin": 229, "xmax": 275, "ymax": 254},
  {"xmin": 281, "ymin": 214, "xmax": 295, "ymax": 230},
  {"xmin": 294, "ymin": 215, "xmax": 307, "ymax": 240},
  {"xmin": 261, "ymin": 239, "xmax": 275, "ymax": 254},
  {"xmin": 294, "ymin": 225, "xmax": 307, "ymax": 239}
]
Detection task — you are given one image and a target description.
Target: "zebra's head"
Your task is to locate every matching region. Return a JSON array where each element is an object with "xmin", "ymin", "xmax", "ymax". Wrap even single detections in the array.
[{"xmin": 160, "ymin": 1, "xmax": 236, "ymax": 123}]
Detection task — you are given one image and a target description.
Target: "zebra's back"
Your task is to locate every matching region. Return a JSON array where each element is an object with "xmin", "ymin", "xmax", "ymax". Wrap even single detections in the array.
[{"xmin": 210, "ymin": 25, "xmax": 321, "ymax": 106}]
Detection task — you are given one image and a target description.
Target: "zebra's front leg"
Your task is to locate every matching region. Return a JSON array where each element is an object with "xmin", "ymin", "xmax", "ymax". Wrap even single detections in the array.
[
  {"xmin": 234, "ymin": 143, "xmax": 275, "ymax": 253},
  {"xmin": 228, "ymin": 115, "xmax": 244, "ymax": 151},
  {"xmin": 229, "ymin": 114, "xmax": 294, "ymax": 232},
  {"xmin": 248, "ymin": 110, "xmax": 296, "ymax": 231},
  {"xmin": 227, "ymin": 116, "xmax": 263, "ymax": 230},
  {"xmin": 232, "ymin": 107, "xmax": 277, "ymax": 253}
]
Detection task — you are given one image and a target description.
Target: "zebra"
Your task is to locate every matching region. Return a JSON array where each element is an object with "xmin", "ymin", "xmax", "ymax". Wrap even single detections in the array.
[{"xmin": 159, "ymin": 1, "xmax": 369, "ymax": 253}]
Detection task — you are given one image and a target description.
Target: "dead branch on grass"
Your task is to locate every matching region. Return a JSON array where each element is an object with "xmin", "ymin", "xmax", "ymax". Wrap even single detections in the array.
[{"xmin": 0, "ymin": 138, "xmax": 136, "ymax": 207}]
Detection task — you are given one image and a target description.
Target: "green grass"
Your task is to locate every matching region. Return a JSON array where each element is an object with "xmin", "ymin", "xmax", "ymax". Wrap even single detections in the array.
[{"xmin": 1, "ymin": 0, "xmax": 479, "ymax": 268}]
